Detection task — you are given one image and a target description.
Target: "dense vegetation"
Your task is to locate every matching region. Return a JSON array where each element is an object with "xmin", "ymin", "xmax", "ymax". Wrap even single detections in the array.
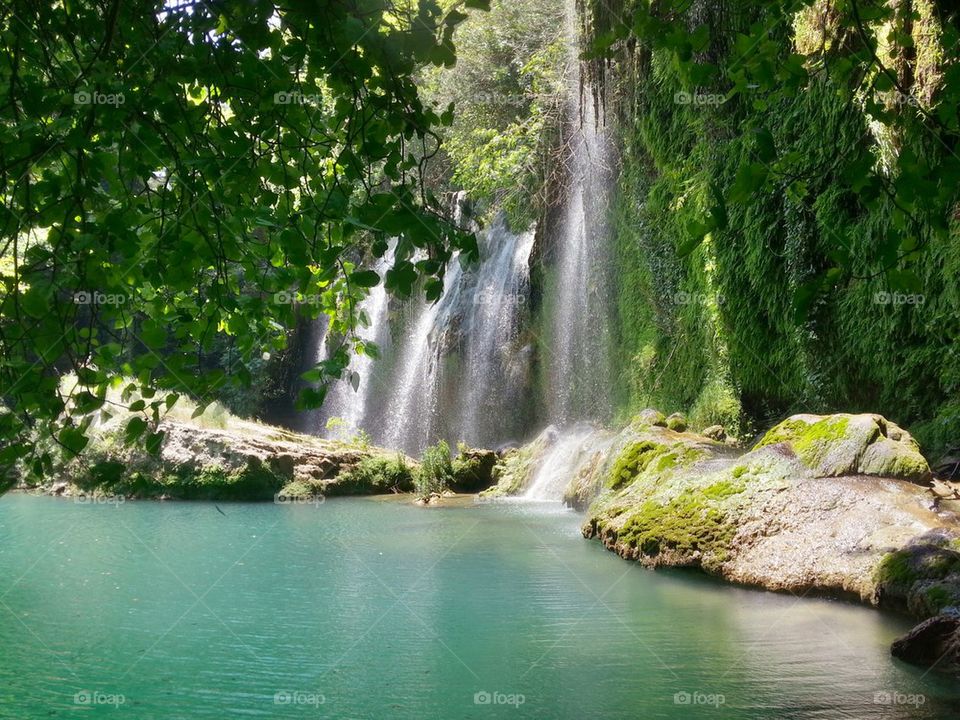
[
  {"xmin": 2, "ymin": 0, "xmax": 958, "ymax": 486},
  {"xmin": 582, "ymin": 0, "xmax": 959, "ymax": 452},
  {"xmin": 0, "ymin": 0, "xmax": 488, "ymax": 484}
]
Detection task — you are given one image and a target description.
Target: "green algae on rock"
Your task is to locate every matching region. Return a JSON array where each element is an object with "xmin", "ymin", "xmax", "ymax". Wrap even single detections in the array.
[
  {"xmin": 582, "ymin": 412, "xmax": 958, "ymax": 624},
  {"xmin": 754, "ymin": 413, "xmax": 932, "ymax": 483}
]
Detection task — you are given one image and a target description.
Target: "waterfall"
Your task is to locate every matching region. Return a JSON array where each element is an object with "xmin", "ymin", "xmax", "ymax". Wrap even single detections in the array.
[
  {"xmin": 523, "ymin": 425, "xmax": 616, "ymax": 501},
  {"xmin": 313, "ymin": 211, "xmax": 535, "ymax": 456},
  {"xmin": 378, "ymin": 215, "xmax": 535, "ymax": 454},
  {"xmin": 307, "ymin": 0, "xmax": 615, "ymax": 503},
  {"xmin": 546, "ymin": 0, "xmax": 615, "ymax": 426},
  {"xmin": 319, "ymin": 243, "xmax": 394, "ymax": 440}
]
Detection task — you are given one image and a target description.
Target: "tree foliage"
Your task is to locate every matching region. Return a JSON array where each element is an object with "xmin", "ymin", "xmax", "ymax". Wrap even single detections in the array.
[
  {"xmin": 0, "ymin": 0, "xmax": 486, "ymax": 482},
  {"xmin": 585, "ymin": 0, "xmax": 960, "ymax": 305},
  {"xmin": 424, "ymin": 0, "xmax": 568, "ymax": 229}
]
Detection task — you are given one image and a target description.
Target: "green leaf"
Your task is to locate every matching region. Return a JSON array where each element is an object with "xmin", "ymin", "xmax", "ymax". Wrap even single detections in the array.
[
  {"xmin": 124, "ymin": 417, "xmax": 148, "ymax": 443},
  {"xmin": 349, "ymin": 270, "xmax": 381, "ymax": 288},
  {"xmin": 58, "ymin": 426, "xmax": 89, "ymax": 455}
]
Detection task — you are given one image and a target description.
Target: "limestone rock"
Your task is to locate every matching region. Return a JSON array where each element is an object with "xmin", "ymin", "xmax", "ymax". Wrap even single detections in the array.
[
  {"xmin": 55, "ymin": 419, "xmax": 415, "ymax": 500},
  {"xmin": 635, "ymin": 408, "xmax": 667, "ymax": 427},
  {"xmin": 754, "ymin": 413, "xmax": 931, "ymax": 483},
  {"xmin": 702, "ymin": 425, "xmax": 726, "ymax": 441},
  {"xmin": 583, "ymin": 411, "xmax": 957, "ymax": 619}
]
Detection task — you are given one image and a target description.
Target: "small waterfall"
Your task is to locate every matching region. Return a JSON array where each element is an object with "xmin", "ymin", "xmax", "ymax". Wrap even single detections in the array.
[{"xmin": 523, "ymin": 425, "xmax": 612, "ymax": 501}]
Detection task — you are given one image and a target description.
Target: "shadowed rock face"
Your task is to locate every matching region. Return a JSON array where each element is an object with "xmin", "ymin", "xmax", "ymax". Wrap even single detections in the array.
[{"xmin": 891, "ymin": 613, "xmax": 960, "ymax": 676}]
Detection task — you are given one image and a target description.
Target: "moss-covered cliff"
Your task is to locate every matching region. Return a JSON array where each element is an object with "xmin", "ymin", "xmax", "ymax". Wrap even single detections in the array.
[{"xmin": 580, "ymin": 0, "xmax": 959, "ymax": 456}]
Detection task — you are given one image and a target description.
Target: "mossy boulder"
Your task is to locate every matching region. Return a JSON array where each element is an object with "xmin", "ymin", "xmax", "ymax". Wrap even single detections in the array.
[
  {"xmin": 635, "ymin": 408, "xmax": 667, "ymax": 427},
  {"xmin": 702, "ymin": 425, "xmax": 726, "ymax": 441},
  {"xmin": 665, "ymin": 413, "xmax": 687, "ymax": 432},
  {"xmin": 873, "ymin": 530, "xmax": 960, "ymax": 616},
  {"xmin": 584, "ymin": 412, "xmax": 958, "ymax": 619},
  {"xmin": 754, "ymin": 413, "xmax": 931, "ymax": 483},
  {"xmin": 450, "ymin": 448, "xmax": 500, "ymax": 493}
]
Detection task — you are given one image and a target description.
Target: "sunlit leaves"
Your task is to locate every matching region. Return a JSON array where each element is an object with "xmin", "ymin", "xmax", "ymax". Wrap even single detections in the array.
[{"xmin": 0, "ymin": 0, "xmax": 490, "ymax": 478}]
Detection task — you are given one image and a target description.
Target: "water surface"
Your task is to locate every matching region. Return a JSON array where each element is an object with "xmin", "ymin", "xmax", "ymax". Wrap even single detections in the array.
[{"xmin": 0, "ymin": 494, "xmax": 957, "ymax": 718}]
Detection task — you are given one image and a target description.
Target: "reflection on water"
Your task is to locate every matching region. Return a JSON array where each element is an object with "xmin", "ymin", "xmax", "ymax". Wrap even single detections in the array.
[{"xmin": 0, "ymin": 494, "xmax": 957, "ymax": 719}]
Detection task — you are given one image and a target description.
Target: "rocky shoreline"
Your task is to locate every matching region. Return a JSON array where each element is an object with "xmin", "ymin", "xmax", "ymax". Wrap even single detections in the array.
[
  {"xmin": 30, "ymin": 418, "xmax": 419, "ymax": 501},
  {"xmin": 485, "ymin": 410, "xmax": 960, "ymax": 676}
]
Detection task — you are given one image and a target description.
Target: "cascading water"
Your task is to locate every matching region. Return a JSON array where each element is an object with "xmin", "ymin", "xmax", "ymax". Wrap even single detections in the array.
[
  {"xmin": 523, "ymin": 425, "xmax": 612, "ymax": 501},
  {"xmin": 515, "ymin": 1, "xmax": 617, "ymax": 502},
  {"xmin": 545, "ymin": 2, "xmax": 616, "ymax": 426},
  {"xmin": 318, "ymin": 243, "xmax": 394, "ymax": 440},
  {"xmin": 314, "ymin": 210, "xmax": 535, "ymax": 456},
  {"xmin": 378, "ymin": 215, "xmax": 536, "ymax": 454},
  {"xmin": 311, "ymin": 0, "xmax": 616, "ymax": 504}
]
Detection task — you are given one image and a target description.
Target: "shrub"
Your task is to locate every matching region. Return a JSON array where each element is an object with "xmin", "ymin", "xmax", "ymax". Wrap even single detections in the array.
[{"xmin": 416, "ymin": 441, "xmax": 453, "ymax": 497}]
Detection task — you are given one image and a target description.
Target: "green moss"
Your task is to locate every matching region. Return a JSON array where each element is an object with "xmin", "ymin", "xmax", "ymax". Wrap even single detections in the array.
[
  {"xmin": 925, "ymin": 585, "xmax": 954, "ymax": 613},
  {"xmin": 791, "ymin": 417, "xmax": 851, "ymax": 465},
  {"xmin": 337, "ymin": 455, "xmax": 414, "ymax": 495},
  {"xmin": 754, "ymin": 416, "xmax": 853, "ymax": 468},
  {"xmin": 607, "ymin": 440, "xmax": 670, "ymax": 489},
  {"xmin": 754, "ymin": 418, "xmax": 815, "ymax": 450},
  {"xmin": 701, "ymin": 478, "xmax": 746, "ymax": 500},
  {"xmin": 277, "ymin": 479, "xmax": 322, "ymax": 500},
  {"xmin": 607, "ymin": 439, "xmax": 709, "ymax": 490},
  {"xmin": 875, "ymin": 545, "xmax": 960, "ymax": 586},
  {"xmin": 618, "ymin": 482, "xmax": 739, "ymax": 562}
]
